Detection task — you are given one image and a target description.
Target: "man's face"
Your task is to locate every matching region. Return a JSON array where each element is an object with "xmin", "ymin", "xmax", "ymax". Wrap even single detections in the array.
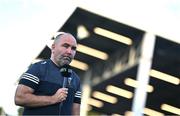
[{"xmin": 52, "ymin": 34, "xmax": 77, "ymax": 66}]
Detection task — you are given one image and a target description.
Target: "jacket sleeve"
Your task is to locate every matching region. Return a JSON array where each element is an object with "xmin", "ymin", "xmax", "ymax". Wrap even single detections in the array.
[{"xmin": 19, "ymin": 63, "xmax": 41, "ymax": 90}]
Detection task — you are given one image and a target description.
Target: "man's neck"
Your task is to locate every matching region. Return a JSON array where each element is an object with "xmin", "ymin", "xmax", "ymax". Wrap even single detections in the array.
[{"xmin": 50, "ymin": 58, "xmax": 61, "ymax": 67}]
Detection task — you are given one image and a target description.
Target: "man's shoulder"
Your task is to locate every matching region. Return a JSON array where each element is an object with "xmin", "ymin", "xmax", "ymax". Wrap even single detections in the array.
[
  {"xmin": 33, "ymin": 59, "xmax": 49, "ymax": 66},
  {"xmin": 29, "ymin": 59, "xmax": 50, "ymax": 70}
]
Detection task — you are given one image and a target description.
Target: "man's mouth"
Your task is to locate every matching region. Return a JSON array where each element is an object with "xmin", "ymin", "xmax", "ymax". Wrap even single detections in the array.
[{"xmin": 63, "ymin": 56, "xmax": 71, "ymax": 61}]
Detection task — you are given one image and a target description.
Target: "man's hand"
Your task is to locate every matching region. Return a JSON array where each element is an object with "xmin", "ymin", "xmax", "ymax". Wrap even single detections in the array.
[{"xmin": 52, "ymin": 88, "xmax": 68, "ymax": 104}]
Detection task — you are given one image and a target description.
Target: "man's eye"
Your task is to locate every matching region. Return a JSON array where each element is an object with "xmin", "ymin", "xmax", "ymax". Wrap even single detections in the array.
[
  {"xmin": 63, "ymin": 44, "xmax": 69, "ymax": 48},
  {"xmin": 72, "ymin": 47, "xmax": 77, "ymax": 51}
]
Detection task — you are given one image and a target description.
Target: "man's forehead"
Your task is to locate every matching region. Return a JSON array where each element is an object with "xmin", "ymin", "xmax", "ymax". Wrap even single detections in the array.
[
  {"xmin": 60, "ymin": 36, "xmax": 76, "ymax": 42},
  {"xmin": 59, "ymin": 35, "xmax": 77, "ymax": 45}
]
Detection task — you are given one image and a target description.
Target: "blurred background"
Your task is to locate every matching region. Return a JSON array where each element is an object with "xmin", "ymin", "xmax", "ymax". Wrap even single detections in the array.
[{"xmin": 0, "ymin": 0, "xmax": 179, "ymax": 115}]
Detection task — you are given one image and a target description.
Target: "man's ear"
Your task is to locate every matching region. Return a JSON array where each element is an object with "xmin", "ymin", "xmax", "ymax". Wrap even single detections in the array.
[
  {"xmin": 51, "ymin": 43, "xmax": 55, "ymax": 54},
  {"xmin": 51, "ymin": 43, "xmax": 55, "ymax": 50}
]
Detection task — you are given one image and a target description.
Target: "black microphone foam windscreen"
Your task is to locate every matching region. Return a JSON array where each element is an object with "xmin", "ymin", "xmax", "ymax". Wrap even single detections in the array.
[{"xmin": 60, "ymin": 64, "xmax": 72, "ymax": 77}]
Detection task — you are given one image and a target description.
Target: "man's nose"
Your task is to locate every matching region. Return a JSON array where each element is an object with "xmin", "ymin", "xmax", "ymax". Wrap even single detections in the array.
[{"xmin": 66, "ymin": 47, "xmax": 72, "ymax": 54}]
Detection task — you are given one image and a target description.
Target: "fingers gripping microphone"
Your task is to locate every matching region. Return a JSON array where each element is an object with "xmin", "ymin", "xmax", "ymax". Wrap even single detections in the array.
[{"xmin": 60, "ymin": 64, "xmax": 72, "ymax": 88}]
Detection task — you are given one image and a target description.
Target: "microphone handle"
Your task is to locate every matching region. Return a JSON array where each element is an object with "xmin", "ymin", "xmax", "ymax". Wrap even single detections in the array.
[
  {"xmin": 59, "ymin": 76, "xmax": 68, "ymax": 115},
  {"xmin": 62, "ymin": 77, "xmax": 68, "ymax": 88}
]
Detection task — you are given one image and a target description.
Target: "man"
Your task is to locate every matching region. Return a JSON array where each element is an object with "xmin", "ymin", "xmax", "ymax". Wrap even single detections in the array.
[{"xmin": 14, "ymin": 32, "xmax": 81, "ymax": 115}]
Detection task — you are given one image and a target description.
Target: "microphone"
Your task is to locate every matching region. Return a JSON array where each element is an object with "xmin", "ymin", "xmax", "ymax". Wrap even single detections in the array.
[
  {"xmin": 60, "ymin": 64, "xmax": 72, "ymax": 88},
  {"xmin": 59, "ymin": 64, "xmax": 72, "ymax": 114}
]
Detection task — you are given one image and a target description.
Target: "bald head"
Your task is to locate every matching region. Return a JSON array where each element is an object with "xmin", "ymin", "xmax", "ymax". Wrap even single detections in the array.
[{"xmin": 53, "ymin": 32, "xmax": 76, "ymax": 44}]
